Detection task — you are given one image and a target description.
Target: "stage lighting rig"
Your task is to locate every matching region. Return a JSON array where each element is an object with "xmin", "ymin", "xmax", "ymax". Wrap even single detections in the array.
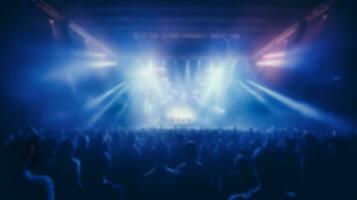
[
  {"xmin": 33, "ymin": 0, "xmax": 116, "ymax": 59},
  {"xmin": 252, "ymin": 1, "xmax": 333, "ymax": 60}
]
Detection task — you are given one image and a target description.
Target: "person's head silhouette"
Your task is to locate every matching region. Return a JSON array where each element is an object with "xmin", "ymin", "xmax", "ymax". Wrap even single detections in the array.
[
  {"xmin": 154, "ymin": 143, "xmax": 168, "ymax": 165},
  {"xmin": 7, "ymin": 128, "xmax": 39, "ymax": 171},
  {"xmin": 184, "ymin": 141, "xmax": 198, "ymax": 162},
  {"xmin": 91, "ymin": 152, "xmax": 112, "ymax": 183}
]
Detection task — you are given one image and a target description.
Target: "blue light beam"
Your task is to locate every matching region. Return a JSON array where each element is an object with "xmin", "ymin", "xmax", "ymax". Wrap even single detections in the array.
[
  {"xmin": 248, "ymin": 80, "xmax": 348, "ymax": 128},
  {"xmin": 238, "ymin": 81, "xmax": 266, "ymax": 103},
  {"xmin": 86, "ymin": 82, "xmax": 132, "ymax": 127},
  {"xmin": 86, "ymin": 82, "xmax": 127, "ymax": 110}
]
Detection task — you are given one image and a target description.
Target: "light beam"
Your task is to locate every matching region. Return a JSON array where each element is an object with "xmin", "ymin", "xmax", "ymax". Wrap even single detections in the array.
[{"xmin": 86, "ymin": 82, "xmax": 127, "ymax": 110}]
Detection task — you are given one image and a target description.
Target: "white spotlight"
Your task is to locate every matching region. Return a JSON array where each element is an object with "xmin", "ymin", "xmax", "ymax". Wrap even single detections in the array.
[
  {"xmin": 205, "ymin": 66, "xmax": 225, "ymax": 93},
  {"xmin": 87, "ymin": 52, "xmax": 108, "ymax": 58},
  {"xmin": 213, "ymin": 105, "xmax": 226, "ymax": 114},
  {"xmin": 92, "ymin": 60, "xmax": 117, "ymax": 68},
  {"xmin": 262, "ymin": 51, "xmax": 286, "ymax": 59},
  {"xmin": 166, "ymin": 106, "xmax": 196, "ymax": 123},
  {"xmin": 256, "ymin": 59, "xmax": 284, "ymax": 67}
]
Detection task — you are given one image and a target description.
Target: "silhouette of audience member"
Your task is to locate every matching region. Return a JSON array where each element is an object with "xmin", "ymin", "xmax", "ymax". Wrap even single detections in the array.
[
  {"xmin": 247, "ymin": 139, "xmax": 295, "ymax": 200},
  {"xmin": 111, "ymin": 133, "xmax": 141, "ymax": 200},
  {"xmin": 220, "ymin": 155, "xmax": 257, "ymax": 200},
  {"xmin": 82, "ymin": 152, "xmax": 124, "ymax": 200},
  {"xmin": 84, "ymin": 133, "xmax": 112, "ymax": 185},
  {"xmin": 300, "ymin": 133, "xmax": 329, "ymax": 200},
  {"xmin": 3, "ymin": 129, "xmax": 55, "ymax": 200},
  {"xmin": 280, "ymin": 138, "xmax": 300, "ymax": 193},
  {"xmin": 138, "ymin": 143, "xmax": 179, "ymax": 200},
  {"xmin": 175, "ymin": 140, "xmax": 213, "ymax": 200},
  {"xmin": 75, "ymin": 134, "xmax": 91, "ymax": 186},
  {"xmin": 3, "ymin": 128, "xmax": 357, "ymax": 200},
  {"xmin": 50, "ymin": 139, "xmax": 81, "ymax": 200}
]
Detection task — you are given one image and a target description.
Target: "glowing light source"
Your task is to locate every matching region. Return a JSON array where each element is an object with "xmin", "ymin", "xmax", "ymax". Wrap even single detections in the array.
[
  {"xmin": 262, "ymin": 52, "xmax": 286, "ymax": 59},
  {"xmin": 91, "ymin": 60, "xmax": 118, "ymax": 68},
  {"xmin": 207, "ymin": 67, "xmax": 225, "ymax": 86},
  {"xmin": 256, "ymin": 51, "xmax": 286, "ymax": 67},
  {"xmin": 87, "ymin": 52, "xmax": 108, "ymax": 58},
  {"xmin": 256, "ymin": 59, "xmax": 284, "ymax": 67},
  {"xmin": 133, "ymin": 64, "xmax": 166, "ymax": 97},
  {"xmin": 201, "ymin": 66, "xmax": 226, "ymax": 98},
  {"xmin": 166, "ymin": 106, "xmax": 196, "ymax": 123},
  {"xmin": 213, "ymin": 105, "xmax": 226, "ymax": 114}
]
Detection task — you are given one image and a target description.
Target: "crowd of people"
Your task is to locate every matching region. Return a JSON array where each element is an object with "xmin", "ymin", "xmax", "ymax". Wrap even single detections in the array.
[{"xmin": 1, "ymin": 127, "xmax": 357, "ymax": 200}]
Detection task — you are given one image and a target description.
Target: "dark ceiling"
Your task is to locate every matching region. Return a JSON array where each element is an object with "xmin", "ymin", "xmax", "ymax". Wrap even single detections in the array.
[{"xmin": 41, "ymin": 0, "xmax": 328, "ymax": 56}]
